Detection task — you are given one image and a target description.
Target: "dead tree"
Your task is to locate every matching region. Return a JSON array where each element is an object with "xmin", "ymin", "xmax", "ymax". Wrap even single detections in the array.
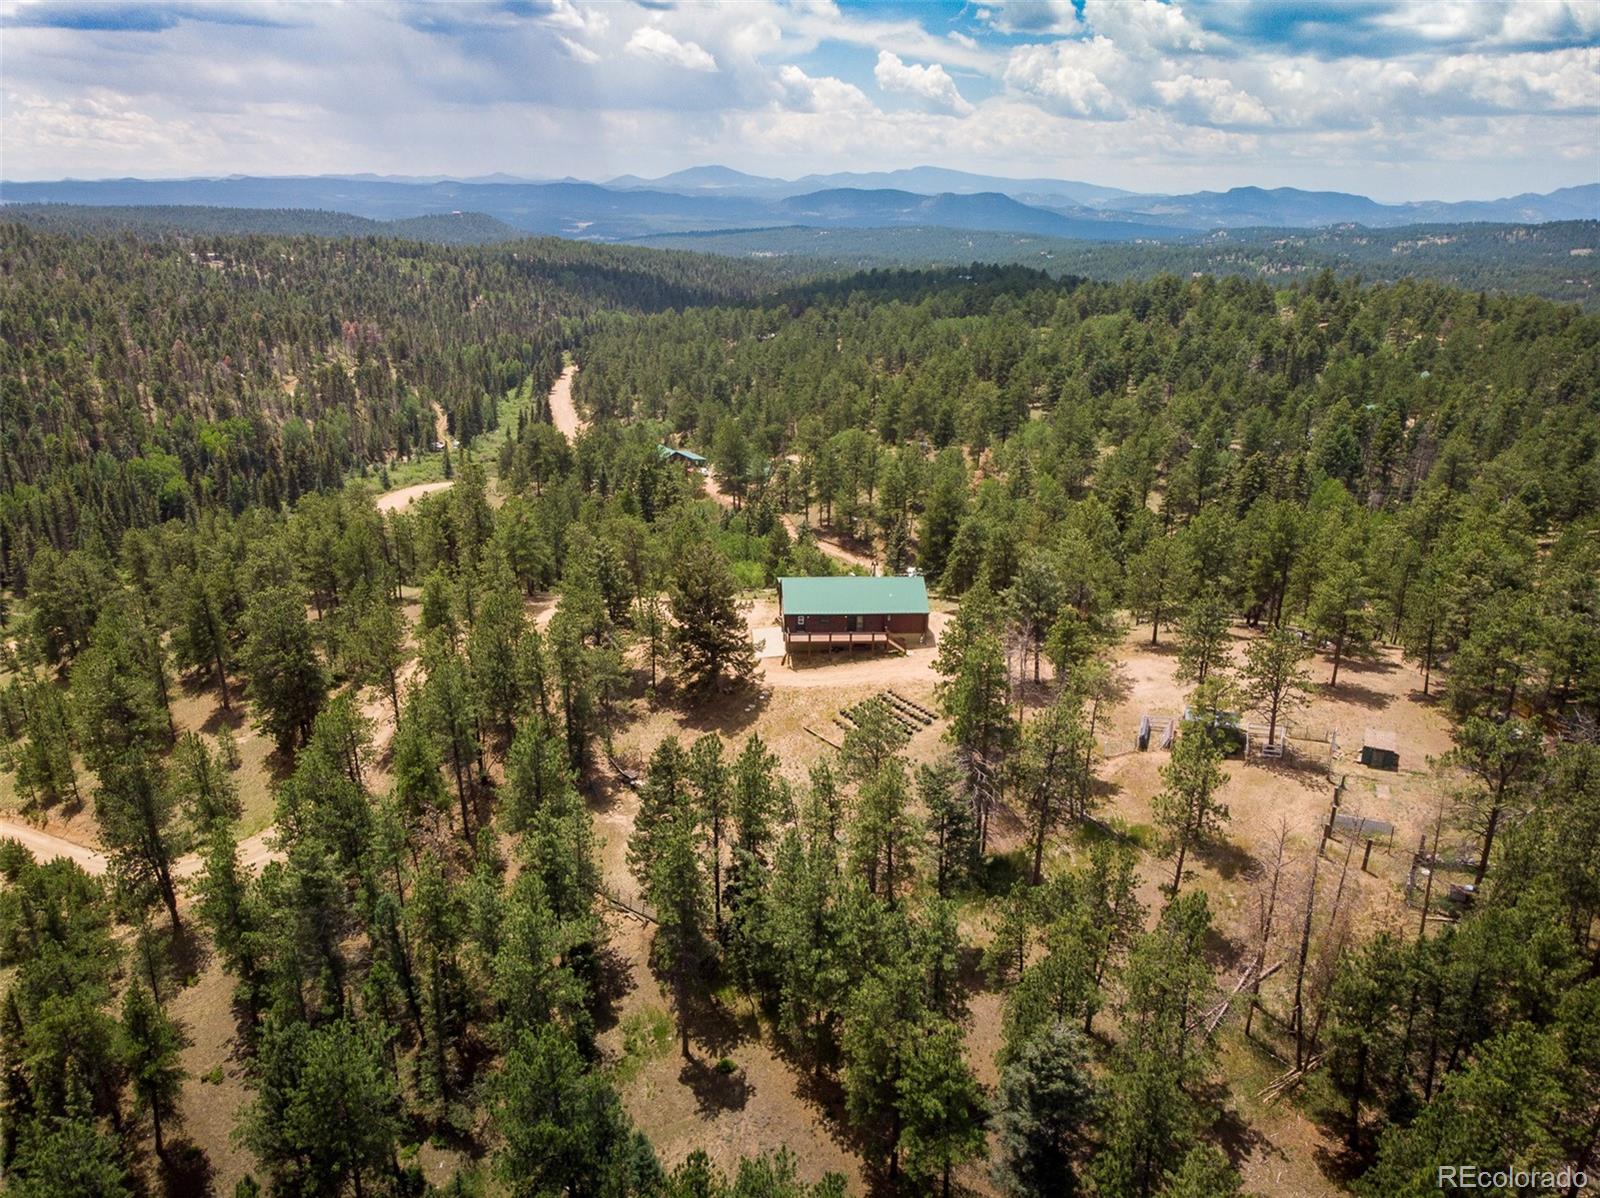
[{"xmin": 1246, "ymin": 820, "xmax": 1290, "ymax": 1040}]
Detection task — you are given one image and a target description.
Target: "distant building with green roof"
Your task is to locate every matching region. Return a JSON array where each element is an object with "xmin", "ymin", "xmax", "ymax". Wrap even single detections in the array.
[
  {"xmin": 777, "ymin": 575, "xmax": 930, "ymax": 658},
  {"xmin": 658, "ymin": 444, "xmax": 708, "ymax": 470}
]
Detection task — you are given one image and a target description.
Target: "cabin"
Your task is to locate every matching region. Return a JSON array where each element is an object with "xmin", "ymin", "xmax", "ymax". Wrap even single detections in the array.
[
  {"xmin": 1359, "ymin": 728, "xmax": 1400, "ymax": 770},
  {"xmin": 658, "ymin": 445, "xmax": 708, "ymax": 474},
  {"xmin": 778, "ymin": 576, "xmax": 930, "ymax": 657}
]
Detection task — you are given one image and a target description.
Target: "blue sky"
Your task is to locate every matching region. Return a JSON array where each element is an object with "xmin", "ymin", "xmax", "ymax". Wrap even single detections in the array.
[{"xmin": 2, "ymin": 0, "xmax": 1595, "ymax": 199}]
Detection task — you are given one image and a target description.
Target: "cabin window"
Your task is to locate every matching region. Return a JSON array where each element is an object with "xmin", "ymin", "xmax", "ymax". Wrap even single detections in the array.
[
  {"xmin": 795, "ymin": 615, "xmax": 806, "ymax": 629},
  {"xmin": 848, "ymin": 615, "xmax": 862, "ymax": 632}
]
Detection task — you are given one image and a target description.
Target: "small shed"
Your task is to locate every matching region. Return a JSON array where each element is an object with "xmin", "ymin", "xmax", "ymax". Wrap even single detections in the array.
[
  {"xmin": 1359, "ymin": 728, "xmax": 1400, "ymax": 770},
  {"xmin": 778, "ymin": 576, "xmax": 930, "ymax": 656}
]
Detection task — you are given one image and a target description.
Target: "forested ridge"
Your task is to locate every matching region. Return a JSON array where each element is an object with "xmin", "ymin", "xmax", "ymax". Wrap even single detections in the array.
[
  {"xmin": 635, "ymin": 220, "xmax": 1600, "ymax": 311},
  {"xmin": 0, "ymin": 236, "xmax": 1597, "ymax": 1198},
  {"xmin": 0, "ymin": 225, "xmax": 769, "ymax": 580}
]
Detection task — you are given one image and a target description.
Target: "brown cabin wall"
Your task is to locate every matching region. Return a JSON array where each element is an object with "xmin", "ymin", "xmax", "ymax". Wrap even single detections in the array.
[{"xmin": 782, "ymin": 612, "xmax": 928, "ymax": 637}]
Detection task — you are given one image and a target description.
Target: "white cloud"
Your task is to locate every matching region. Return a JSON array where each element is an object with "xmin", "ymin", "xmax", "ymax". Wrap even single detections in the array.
[
  {"xmin": 1004, "ymin": 37, "xmax": 1130, "ymax": 118},
  {"xmin": 535, "ymin": 1, "xmax": 609, "ymax": 37},
  {"xmin": 1417, "ymin": 47, "xmax": 1599, "ymax": 112},
  {"xmin": 0, "ymin": 0, "xmax": 1592, "ymax": 199},
  {"xmin": 874, "ymin": 51, "xmax": 973, "ymax": 115},
  {"xmin": 556, "ymin": 36, "xmax": 600, "ymax": 66},
  {"xmin": 1081, "ymin": 0, "xmax": 1208, "ymax": 53},
  {"xmin": 977, "ymin": 1, "xmax": 1080, "ymax": 35},
  {"xmin": 625, "ymin": 26, "xmax": 718, "ymax": 73},
  {"xmin": 1154, "ymin": 74, "xmax": 1271, "ymax": 126},
  {"xmin": 1375, "ymin": 0, "xmax": 1600, "ymax": 48},
  {"xmin": 776, "ymin": 65, "xmax": 872, "ymax": 114}
]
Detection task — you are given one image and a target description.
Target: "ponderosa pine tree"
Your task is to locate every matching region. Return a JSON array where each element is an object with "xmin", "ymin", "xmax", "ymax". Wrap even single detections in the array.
[
  {"xmin": 1152, "ymin": 720, "xmax": 1229, "ymax": 895},
  {"xmin": 1240, "ymin": 625, "xmax": 1315, "ymax": 746},
  {"xmin": 1126, "ymin": 534, "xmax": 1190, "ymax": 646},
  {"xmin": 117, "ymin": 982, "xmax": 186, "ymax": 1161},
  {"xmin": 688, "ymin": 734, "xmax": 731, "ymax": 937},
  {"xmin": 935, "ymin": 584, "xmax": 1017, "ymax": 851},
  {"xmin": 1309, "ymin": 554, "xmax": 1374, "ymax": 687},
  {"xmin": 493, "ymin": 1023, "xmax": 659, "ymax": 1195},
  {"xmin": 1014, "ymin": 692, "xmax": 1091, "ymax": 885},
  {"xmin": 468, "ymin": 563, "xmax": 528, "ymax": 742},
  {"xmin": 1446, "ymin": 715, "xmax": 1542, "ymax": 889},
  {"xmin": 421, "ymin": 635, "xmax": 482, "ymax": 842},
  {"xmin": 10, "ymin": 679, "xmax": 79, "ymax": 812},
  {"xmin": 240, "ymin": 584, "xmax": 328, "ymax": 753},
  {"xmin": 167, "ymin": 731, "xmax": 241, "ymax": 836},
  {"xmin": 168, "ymin": 558, "xmax": 236, "ymax": 710},
  {"xmin": 919, "ymin": 758, "xmax": 978, "ymax": 898},
  {"xmin": 669, "ymin": 541, "xmax": 755, "ymax": 692},
  {"xmin": 238, "ymin": 1017, "xmax": 400, "ymax": 1197},
  {"xmin": 1175, "ymin": 592, "xmax": 1232, "ymax": 687},
  {"xmin": 193, "ymin": 827, "xmax": 267, "ymax": 1027},
  {"xmin": 896, "ymin": 1015, "xmax": 988, "ymax": 1198},
  {"xmin": 347, "ymin": 596, "xmax": 407, "ymax": 725}
]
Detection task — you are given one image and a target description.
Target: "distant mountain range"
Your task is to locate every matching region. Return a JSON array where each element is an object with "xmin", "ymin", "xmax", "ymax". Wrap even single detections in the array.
[{"xmin": 2, "ymin": 169, "xmax": 1594, "ymax": 242}]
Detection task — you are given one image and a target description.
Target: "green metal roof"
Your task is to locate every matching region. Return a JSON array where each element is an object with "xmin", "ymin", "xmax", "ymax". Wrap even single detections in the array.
[
  {"xmin": 779, "ymin": 575, "xmax": 929, "ymax": 617},
  {"xmin": 658, "ymin": 444, "xmax": 708, "ymax": 464}
]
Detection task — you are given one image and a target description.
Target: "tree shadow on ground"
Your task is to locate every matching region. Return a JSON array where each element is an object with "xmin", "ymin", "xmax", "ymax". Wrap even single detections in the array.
[
  {"xmin": 588, "ymin": 936, "xmax": 639, "ymax": 1034},
  {"xmin": 955, "ymin": 944, "xmax": 990, "ymax": 996},
  {"xmin": 675, "ymin": 683, "xmax": 772, "ymax": 736},
  {"xmin": 1314, "ymin": 1140, "xmax": 1370, "ymax": 1187},
  {"xmin": 1202, "ymin": 1083, "xmax": 1275, "ymax": 1175},
  {"xmin": 1196, "ymin": 835, "xmax": 1259, "ymax": 883},
  {"xmin": 157, "ymin": 1137, "xmax": 214, "ymax": 1198},
  {"xmin": 261, "ymin": 747, "xmax": 297, "ymax": 786},
  {"xmin": 1136, "ymin": 635, "xmax": 1181, "ymax": 658},
  {"xmin": 1203, "ymin": 925, "xmax": 1248, "ymax": 971},
  {"xmin": 1337, "ymin": 653, "xmax": 1398, "ymax": 677},
  {"xmin": 198, "ymin": 700, "xmax": 245, "ymax": 737},
  {"xmin": 677, "ymin": 1054, "xmax": 753, "ymax": 1117},
  {"xmin": 583, "ymin": 763, "xmax": 634, "ymax": 818},
  {"xmin": 1249, "ymin": 751, "xmax": 1335, "ymax": 787},
  {"xmin": 791, "ymin": 1064, "xmax": 890, "ymax": 1191},
  {"xmin": 1321, "ymin": 681, "xmax": 1393, "ymax": 711},
  {"xmin": 676, "ymin": 979, "xmax": 747, "ymax": 1062}
]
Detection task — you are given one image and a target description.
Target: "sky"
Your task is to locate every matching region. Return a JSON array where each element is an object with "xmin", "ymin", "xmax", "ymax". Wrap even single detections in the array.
[{"xmin": 1, "ymin": 0, "xmax": 1596, "ymax": 200}]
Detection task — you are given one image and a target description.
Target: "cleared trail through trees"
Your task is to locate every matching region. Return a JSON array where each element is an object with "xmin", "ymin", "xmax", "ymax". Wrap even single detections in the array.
[{"xmin": 547, "ymin": 363, "xmax": 583, "ymax": 440}]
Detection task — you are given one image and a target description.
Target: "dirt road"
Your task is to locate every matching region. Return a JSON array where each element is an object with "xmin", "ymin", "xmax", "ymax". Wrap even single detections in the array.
[
  {"xmin": 0, "ymin": 818, "xmax": 280, "ymax": 880},
  {"xmin": 548, "ymin": 364, "xmax": 583, "ymax": 440},
  {"xmin": 375, "ymin": 480, "xmax": 454, "ymax": 513},
  {"xmin": 0, "ymin": 819, "xmax": 107, "ymax": 873}
]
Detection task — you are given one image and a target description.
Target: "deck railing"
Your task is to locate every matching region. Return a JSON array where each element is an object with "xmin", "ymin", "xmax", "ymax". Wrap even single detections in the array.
[{"xmin": 784, "ymin": 630, "xmax": 890, "ymax": 646}]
